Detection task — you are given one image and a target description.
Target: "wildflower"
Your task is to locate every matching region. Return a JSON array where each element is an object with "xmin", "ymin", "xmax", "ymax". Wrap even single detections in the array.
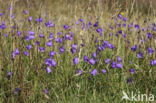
[
  {"xmin": 93, "ymin": 21, "xmax": 98, "ymax": 27},
  {"xmin": 28, "ymin": 31, "xmax": 35, "ymax": 35},
  {"xmin": 105, "ymin": 58, "xmax": 110, "ymax": 64},
  {"xmin": 98, "ymin": 46, "xmax": 103, "ymax": 51},
  {"xmin": 120, "ymin": 12, "xmax": 124, "ymax": 16},
  {"xmin": 8, "ymin": 72, "xmax": 12, "ymax": 76},
  {"xmin": 71, "ymin": 48, "xmax": 76, "ymax": 54},
  {"xmin": 131, "ymin": 45, "xmax": 137, "ymax": 51},
  {"xmin": 117, "ymin": 56, "xmax": 122, "ymax": 63},
  {"xmin": 146, "ymin": 32, "xmax": 152, "ymax": 40},
  {"xmin": 3, "ymin": 33, "xmax": 8, "ymax": 37},
  {"xmin": 59, "ymin": 46, "xmax": 64, "ymax": 53},
  {"xmin": 45, "ymin": 89, "xmax": 49, "ymax": 94},
  {"xmin": 76, "ymin": 69, "xmax": 82, "ymax": 76},
  {"xmin": 26, "ymin": 45, "xmax": 33, "ymax": 50},
  {"xmin": 45, "ymin": 58, "xmax": 56, "ymax": 67},
  {"xmin": 96, "ymin": 27, "xmax": 103, "ymax": 33},
  {"xmin": 111, "ymin": 61, "xmax": 116, "ymax": 68},
  {"xmin": 14, "ymin": 88, "xmax": 21, "ymax": 95},
  {"xmin": 28, "ymin": 16, "xmax": 32, "ymax": 22},
  {"xmin": 11, "ymin": 52, "xmax": 15, "ymax": 59},
  {"xmin": 14, "ymin": 49, "xmax": 20, "ymax": 55},
  {"xmin": 118, "ymin": 14, "xmax": 122, "ymax": 19},
  {"xmin": 91, "ymin": 69, "xmax": 98, "ymax": 76},
  {"xmin": 127, "ymin": 77, "xmax": 133, "ymax": 84},
  {"xmin": 63, "ymin": 25, "xmax": 69, "ymax": 30},
  {"xmin": 0, "ymin": 21, "xmax": 6, "ymax": 30},
  {"xmin": 48, "ymin": 32, "xmax": 53, "ymax": 39},
  {"xmin": 23, "ymin": 51, "xmax": 29, "ymax": 56},
  {"xmin": 72, "ymin": 44, "xmax": 77, "ymax": 49},
  {"xmin": 23, "ymin": 10, "xmax": 28, "ymax": 15},
  {"xmin": 150, "ymin": 60, "xmax": 156, "ymax": 66},
  {"xmin": 35, "ymin": 41, "xmax": 40, "ymax": 46},
  {"xmin": 89, "ymin": 58, "xmax": 96, "ymax": 65},
  {"xmin": 128, "ymin": 24, "xmax": 132, "ymax": 28},
  {"xmin": 83, "ymin": 55, "xmax": 88, "ymax": 62},
  {"xmin": 0, "ymin": 12, "xmax": 3, "ymax": 16},
  {"xmin": 46, "ymin": 40, "xmax": 53, "ymax": 47},
  {"xmin": 39, "ymin": 47, "xmax": 45, "ymax": 52},
  {"xmin": 46, "ymin": 67, "xmax": 52, "ymax": 74},
  {"xmin": 92, "ymin": 52, "xmax": 96, "ymax": 59},
  {"xmin": 36, "ymin": 17, "xmax": 42, "ymax": 23},
  {"xmin": 134, "ymin": 24, "xmax": 140, "ymax": 29},
  {"xmin": 148, "ymin": 47, "xmax": 154, "ymax": 55},
  {"xmin": 116, "ymin": 63, "xmax": 123, "ymax": 69},
  {"xmin": 102, "ymin": 69, "xmax": 107, "ymax": 74},
  {"xmin": 39, "ymin": 34, "xmax": 44, "ymax": 38},
  {"xmin": 137, "ymin": 52, "xmax": 143, "ymax": 58},
  {"xmin": 17, "ymin": 31, "xmax": 22, "ymax": 36},
  {"xmin": 130, "ymin": 68, "xmax": 135, "ymax": 74},
  {"xmin": 73, "ymin": 57, "xmax": 79, "ymax": 64},
  {"xmin": 49, "ymin": 51, "xmax": 55, "ymax": 58},
  {"xmin": 45, "ymin": 21, "xmax": 54, "ymax": 27},
  {"xmin": 123, "ymin": 17, "xmax": 127, "ymax": 22}
]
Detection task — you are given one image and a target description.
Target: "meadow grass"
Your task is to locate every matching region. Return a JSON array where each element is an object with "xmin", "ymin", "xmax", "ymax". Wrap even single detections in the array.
[{"xmin": 0, "ymin": 0, "xmax": 156, "ymax": 103}]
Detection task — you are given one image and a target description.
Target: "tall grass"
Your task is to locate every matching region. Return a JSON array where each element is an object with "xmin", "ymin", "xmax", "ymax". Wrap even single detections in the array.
[{"xmin": 0, "ymin": 0, "xmax": 156, "ymax": 103}]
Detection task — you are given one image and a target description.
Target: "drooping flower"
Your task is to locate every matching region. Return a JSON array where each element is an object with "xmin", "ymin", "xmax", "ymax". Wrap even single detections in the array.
[
  {"xmin": 45, "ymin": 21, "xmax": 54, "ymax": 27},
  {"xmin": 63, "ymin": 25, "xmax": 69, "ymax": 30},
  {"xmin": 134, "ymin": 24, "xmax": 140, "ymax": 30},
  {"xmin": 116, "ymin": 63, "xmax": 123, "ymax": 69},
  {"xmin": 127, "ymin": 77, "xmax": 133, "ymax": 84},
  {"xmin": 17, "ymin": 31, "xmax": 22, "ymax": 36},
  {"xmin": 45, "ymin": 89, "xmax": 49, "ymax": 94},
  {"xmin": 111, "ymin": 61, "xmax": 116, "ymax": 68},
  {"xmin": 39, "ymin": 47, "xmax": 45, "ymax": 52},
  {"xmin": 148, "ymin": 47, "xmax": 154, "ymax": 55},
  {"xmin": 131, "ymin": 45, "xmax": 137, "ymax": 51},
  {"xmin": 105, "ymin": 58, "xmax": 110, "ymax": 64},
  {"xmin": 0, "ymin": 12, "xmax": 3, "ymax": 16},
  {"xmin": 91, "ymin": 69, "xmax": 98, "ymax": 76},
  {"xmin": 146, "ymin": 32, "xmax": 152, "ymax": 40},
  {"xmin": 23, "ymin": 10, "xmax": 28, "ymax": 15},
  {"xmin": 150, "ymin": 60, "xmax": 156, "ymax": 66},
  {"xmin": 45, "ymin": 58, "xmax": 57, "ymax": 67},
  {"xmin": 14, "ymin": 88, "xmax": 21, "ymax": 95},
  {"xmin": 137, "ymin": 52, "xmax": 143, "ymax": 58},
  {"xmin": 93, "ymin": 21, "xmax": 98, "ymax": 27},
  {"xmin": 92, "ymin": 52, "xmax": 96, "ymax": 59},
  {"xmin": 23, "ymin": 51, "xmax": 29, "ymax": 56},
  {"xmin": 46, "ymin": 67, "xmax": 52, "ymax": 74},
  {"xmin": 0, "ymin": 21, "xmax": 6, "ymax": 30},
  {"xmin": 73, "ymin": 57, "xmax": 79, "ymax": 64},
  {"xmin": 28, "ymin": 16, "xmax": 32, "ymax": 22},
  {"xmin": 26, "ymin": 45, "xmax": 33, "ymax": 50},
  {"xmin": 46, "ymin": 40, "xmax": 53, "ymax": 47},
  {"xmin": 71, "ymin": 48, "xmax": 77, "ymax": 54},
  {"xmin": 3, "ymin": 33, "xmax": 8, "ymax": 37},
  {"xmin": 117, "ymin": 56, "xmax": 122, "ymax": 63},
  {"xmin": 14, "ymin": 49, "xmax": 20, "ymax": 55},
  {"xmin": 130, "ymin": 68, "xmax": 135, "ymax": 74},
  {"xmin": 102, "ymin": 69, "xmax": 107, "ymax": 74},
  {"xmin": 83, "ymin": 55, "xmax": 88, "ymax": 62},
  {"xmin": 8, "ymin": 72, "xmax": 12, "ymax": 76},
  {"xmin": 39, "ymin": 34, "xmax": 44, "ymax": 38},
  {"xmin": 78, "ymin": 69, "xmax": 82, "ymax": 75},
  {"xmin": 118, "ymin": 14, "xmax": 122, "ymax": 19},
  {"xmin": 36, "ymin": 17, "xmax": 42, "ymax": 23},
  {"xmin": 89, "ymin": 58, "xmax": 96, "ymax": 65},
  {"xmin": 60, "ymin": 46, "xmax": 64, "ymax": 53},
  {"xmin": 49, "ymin": 51, "xmax": 55, "ymax": 58}
]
